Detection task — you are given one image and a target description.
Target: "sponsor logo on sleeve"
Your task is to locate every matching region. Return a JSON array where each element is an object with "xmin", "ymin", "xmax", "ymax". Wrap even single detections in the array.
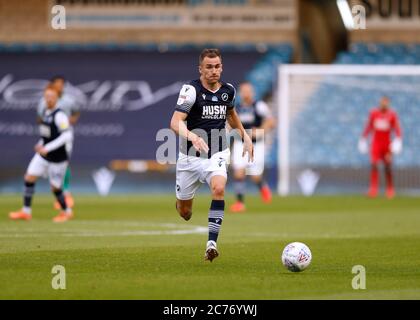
[{"xmin": 177, "ymin": 95, "xmax": 187, "ymax": 105}]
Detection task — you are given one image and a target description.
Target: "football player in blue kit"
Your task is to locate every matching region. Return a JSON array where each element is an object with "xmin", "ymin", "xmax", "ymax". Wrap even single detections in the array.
[
  {"xmin": 230, "ymin": 81, "xmax": 275, "ymax": 213},
  {"xmin": 170, "ymin": 49, "xmax": 254, "ymax": 262},
  {"xmin": 9, "ymin": 85, "xmax": 74, "ymax": 223}
]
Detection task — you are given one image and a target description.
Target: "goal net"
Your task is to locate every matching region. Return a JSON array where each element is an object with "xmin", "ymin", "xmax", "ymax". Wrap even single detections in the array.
[{"xmin": 276, "ymin": 64, "xmax": 420, "ymax": 196}]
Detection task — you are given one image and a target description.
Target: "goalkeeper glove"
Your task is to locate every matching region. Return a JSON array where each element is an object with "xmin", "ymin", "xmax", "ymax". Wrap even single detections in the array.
[
  {"xmin": 391, "ymin": 138, "xmax": 402, "ymax": 155},
  {"xmin": 358, "ymin": 138, "xmax": 368, "ymax": 154}
]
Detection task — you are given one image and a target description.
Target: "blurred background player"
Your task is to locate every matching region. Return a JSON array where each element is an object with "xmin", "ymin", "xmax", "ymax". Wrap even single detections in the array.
[
  {"xmin": 358, "ymin": 96, "xmax": 402, "ymax": 199},
  {"xmin": 9, "ymin": 85, "xmax": 74, "ymax": 222},
  {"xmin": 170, "ymin": 49, "xmax": 253, "ymax": 262},
  {"xmin": 37, "ymin": 76, "xmax": 80, "ymax": 210},
  {"xmin": 230, "ymin": 82, "xmax": 275, "ymax": 213}
]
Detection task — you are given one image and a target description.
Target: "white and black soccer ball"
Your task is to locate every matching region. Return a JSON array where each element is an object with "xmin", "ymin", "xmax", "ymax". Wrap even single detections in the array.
[{"xmin": 281, "ymin": 242, "xmax": 312, "ymax": 272}]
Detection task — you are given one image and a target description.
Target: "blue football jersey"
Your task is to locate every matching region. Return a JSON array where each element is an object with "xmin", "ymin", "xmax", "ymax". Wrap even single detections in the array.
[{"xmin": 175, "ymin": 79, "xmax": 236, "ymax": 158}]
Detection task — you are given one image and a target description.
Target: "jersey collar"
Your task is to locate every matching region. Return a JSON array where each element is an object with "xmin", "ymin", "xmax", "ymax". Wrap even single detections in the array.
[{"xmin": 200, "ymin": 79, "xmax": 222, "ymax": 94}]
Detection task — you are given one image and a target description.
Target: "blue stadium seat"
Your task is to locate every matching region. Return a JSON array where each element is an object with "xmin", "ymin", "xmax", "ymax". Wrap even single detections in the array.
[
  {"xmin": 290, "ymin": 43, "xmax": 420, "ymax": 168},
  {"xmin": 0, "ymin": 41, "xmax": 292, "ymax": 57},
  {"xmin": 44, "ymin": 43, "xmax": 62, "ymax": 51},
  {"xmin": 6, "ymin": 43, "xmax": 27, "ymax": 52},
  {"xmin": 244, "ymin": 44, "xmax": 293, "ymax": 100}
]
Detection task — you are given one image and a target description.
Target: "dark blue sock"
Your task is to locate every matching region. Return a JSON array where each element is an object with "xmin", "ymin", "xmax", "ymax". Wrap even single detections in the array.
[
  {"xmin": 208, "ymin": 200, "xmax": 225, "ymax": 242},
  {"xmin": 23, "ymin": 181, "xmax": 35, "ymax": 208},
  {"xmin": 53, "ymin": 189, "xmax": 67, "ymax": 211}
]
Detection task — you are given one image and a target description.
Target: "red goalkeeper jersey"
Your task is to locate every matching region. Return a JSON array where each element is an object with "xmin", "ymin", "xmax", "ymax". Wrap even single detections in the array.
[{"xmin": 362, "ymin": 107, "xmax": 402, "ymax": 144}]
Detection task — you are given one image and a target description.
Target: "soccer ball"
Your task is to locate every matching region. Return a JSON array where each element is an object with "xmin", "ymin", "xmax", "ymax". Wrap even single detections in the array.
[{"xmin": 281, "ymin": 242, "xmax": 312, "ymax": 272}]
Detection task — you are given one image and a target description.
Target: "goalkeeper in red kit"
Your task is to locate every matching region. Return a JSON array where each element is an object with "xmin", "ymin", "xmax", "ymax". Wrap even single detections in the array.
[{"xmin": 358, "ymin": 96, "xmax": 402, "ymax": 199}]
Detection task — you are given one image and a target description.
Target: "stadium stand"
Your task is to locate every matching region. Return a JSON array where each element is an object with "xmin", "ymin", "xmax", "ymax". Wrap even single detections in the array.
[
  {"xmin": 289, "ymin": 43, "xmax": 420, "ymax": 169},
  {"xmin": 245, "ymin": 43, "xmax": 293, "ymax": 101},
  {"xmin": 336, "ymin": 43, "xmax": 420, "ymax": 65},
  {"xmin": 0, "ymin": 39, "xmax": 293, "ymax": 193},
  {"xmin": 0, "ymin": 42, "xmax": 288, "ymax": 53},
  {"xmin": 240, "ymin": 43, "xmax": 293, "ymax": 170}
]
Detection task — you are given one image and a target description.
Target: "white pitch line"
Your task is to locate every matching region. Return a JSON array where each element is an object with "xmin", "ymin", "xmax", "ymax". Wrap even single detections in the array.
[
  {"xmin": 246, "ymin": 232, "xmax": 363, "ymax": 239},
  {"xmin": 0, "ymin": 224, "xmax": 208, "ymax": 238},
  {"xmin": 244, "ymin": 232, "xmax": 420, "ymax": 239},
  {"xmin": 61, "ymin": 227, "xmax": 208, "ymax": 237}
]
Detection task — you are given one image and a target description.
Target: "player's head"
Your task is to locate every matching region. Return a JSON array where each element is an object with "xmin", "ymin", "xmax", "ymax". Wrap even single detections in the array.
[
  {"xmin": 199, "ymin": 48, "xmax": 222, "ymax": 85},
  {"xmin": 50, "ymin": 75, "xmax": 66, "ymax": 97},
  {"xmin": 44, "ymin": 84, "xmax": 59, "ymax": 109},
  {"xmin": 239, "ymin": 81, "xmax": 255, "ymax": 105},
  {"xmin": 379, "ymin": 96, "xmax": 390, "ymax": 110}
]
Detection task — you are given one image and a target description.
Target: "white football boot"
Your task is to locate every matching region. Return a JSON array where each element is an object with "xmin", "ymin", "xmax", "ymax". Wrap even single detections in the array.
[{"xmin": 204, "ymin": 240, "xmax": 219, "ymax": 262}]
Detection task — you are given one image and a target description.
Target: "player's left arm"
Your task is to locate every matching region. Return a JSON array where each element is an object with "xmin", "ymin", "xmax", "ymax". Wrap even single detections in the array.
[
  {"xmin": 36, "ymin": 99, "xmax": 45, "ymax": 124},
  {"xmin": 390, "ymin": 111, "xmax": 403, "ymax": 154},
  {"xmin": 225, "ymin": 83, "xmax": 253, "ymax": 161},
  {"xmin": 259, "ymin": 116, "xmax": 275, "ymax": 131},
  {"xmin": 393, "ymin": 112, "xmax": 402, "ymax": 139},
  {"xmin": 69, "ymin": 98, "xmax": 81, "ymax": 125},
  {"xmin": 70, "ymin": 110, "xmax": 81, "ymax": 125},
  {"xmin": 227, "ymin": 108, "xmax": 254, "ymax": 162},
  {"xmin": 358, "ymin": 110, "xmax": 373, "ymax": 154},
  {"xmin": 36, "ymin": 112, "xmax": 73, "ymax": 156},
  {"xmin": 254, "ymin": 101, "xmax": 275, "ymax": 139}
]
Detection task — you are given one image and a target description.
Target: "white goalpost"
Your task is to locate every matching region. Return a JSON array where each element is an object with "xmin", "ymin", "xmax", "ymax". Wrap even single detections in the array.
[{"xmin": 276, "ymin": 64, "xmax": 420, "ymax": 196}]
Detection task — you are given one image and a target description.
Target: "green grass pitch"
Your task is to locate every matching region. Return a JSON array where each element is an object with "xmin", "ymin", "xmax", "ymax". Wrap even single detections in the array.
[{"xmin": 1, "ymin": 194, "xmax": 420, "ymax": 299}]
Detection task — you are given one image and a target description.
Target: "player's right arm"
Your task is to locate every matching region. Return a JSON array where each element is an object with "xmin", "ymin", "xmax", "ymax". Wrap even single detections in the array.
[
  {"xmin": 36, "ymin": 99, "xmax": 45, "ymax": 124},
  {"xmin": 170, "ymin": 84, "xmax": 209, "ymax": 153},
  {"xmin": 392, "ymin": 111, "xmax": 402, "ymax": 139},
  {"xmin": 362, "ymin": 110, "xmax": 374, "ymax": 138},
  {"xmin": 36, "ymin": 112, "xmax": 73, "ymax": 156},
  {"xmin": 358, "ymin": 110, "xmax": 374, "ymax": 154}
]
